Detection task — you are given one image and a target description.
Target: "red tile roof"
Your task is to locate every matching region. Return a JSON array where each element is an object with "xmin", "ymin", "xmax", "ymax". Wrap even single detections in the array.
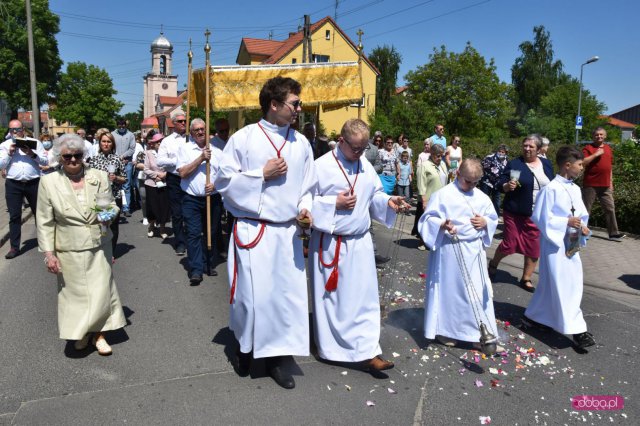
[
  {"xmin": 158, "ymin": 96, "xmax": 183, "ymax": 105},
  {"xmin": 242, "ymin": 38, "xmax": 284, "ymax": 57},
  {"xmin": 396, "ymin": 86, "xmax": 408, "ymax": 95},
  {"xmin": 599, "ymin": 115, "xmax": 637, "ymax": 128}
]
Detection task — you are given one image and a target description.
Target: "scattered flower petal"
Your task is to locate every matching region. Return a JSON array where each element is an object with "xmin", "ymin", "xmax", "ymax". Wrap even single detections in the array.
[{"xmin": 366, "ymin": 400, "xmax": 375, "ymax": 407}]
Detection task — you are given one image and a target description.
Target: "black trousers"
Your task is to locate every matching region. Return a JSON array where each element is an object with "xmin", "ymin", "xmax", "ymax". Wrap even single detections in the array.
[
  {"xmin": 5, "ymin": 178, "xmax": 39, "ymax": 250},
  {"xmin": 166, "ymin": 173, "xmax": 186, "ymax": 250}
]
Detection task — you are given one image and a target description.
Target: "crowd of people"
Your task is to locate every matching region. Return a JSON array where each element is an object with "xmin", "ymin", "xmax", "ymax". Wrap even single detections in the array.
[{"xmin": 0, "ymin": 76, "xmax": 624, "ymax": 389}]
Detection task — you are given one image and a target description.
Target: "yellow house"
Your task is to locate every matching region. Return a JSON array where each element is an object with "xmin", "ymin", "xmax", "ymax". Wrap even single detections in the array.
[{"xmin": 235, "ymin": 16, "xmax": 379, "ymax": 136}]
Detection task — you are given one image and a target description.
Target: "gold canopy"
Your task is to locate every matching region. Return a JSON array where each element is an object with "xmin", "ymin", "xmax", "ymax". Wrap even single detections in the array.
[{"xmin": 188, "ymin": 62, "xmax": 363, "ymax": 111}]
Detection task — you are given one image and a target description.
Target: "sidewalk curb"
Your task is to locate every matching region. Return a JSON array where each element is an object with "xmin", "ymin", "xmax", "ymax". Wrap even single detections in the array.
[{"xmin": 0, "ymin": 209, "xmax": 34, "ymax": 249}]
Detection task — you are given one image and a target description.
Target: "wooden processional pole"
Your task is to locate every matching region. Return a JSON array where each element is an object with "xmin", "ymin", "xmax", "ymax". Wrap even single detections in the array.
[{"xmin": 204, "ymin": 29, "xmax": 212, "ymax": 251}]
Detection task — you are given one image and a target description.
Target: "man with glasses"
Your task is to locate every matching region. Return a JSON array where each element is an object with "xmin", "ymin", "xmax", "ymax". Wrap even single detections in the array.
[
  {"xmin": 0, "ymin": 119, "xmax": 48, "ymax": 259},
  {"xmin": 157, "ymin": 112, "xmax": 188, "ymax": 256},
  {"xmin": 215, "ymin": 77, "xmax": 316, "ymax": 389},
  {"xmin": 176, "ymin": 118, "xmax": 223, "ymax": 285},
  {"xmin": 430, "ymin": 124, "xmax": 447, "ymax": 149},
  {"xmin": 310, "ymin": 118, "xmax": 409, "ymax": 376},
  {"xmin": 111, "ymin": 119, "xmax": 136, "ymax": 217}
]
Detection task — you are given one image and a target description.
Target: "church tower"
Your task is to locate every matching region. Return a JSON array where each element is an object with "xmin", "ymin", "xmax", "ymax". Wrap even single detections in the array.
[{"xmin": 143, "ymin": 31, "xmax": 178, "ymax": 118}]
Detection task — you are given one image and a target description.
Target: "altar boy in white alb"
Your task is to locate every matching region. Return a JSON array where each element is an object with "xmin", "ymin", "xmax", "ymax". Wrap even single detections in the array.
[
  {"xmin": 525, "ymin": 146, "xmax": 596, "ymax": 350},
  {"xmin": 310, "ymin": 119, "xmax": 409, "ymax": 373},
  {"xmin": 418, "ymin": 159, "xmax": 500, "ymax": 349},
  {"xmin": 214, "ymin": 77, "xmax": 316, "ymax": 389}
]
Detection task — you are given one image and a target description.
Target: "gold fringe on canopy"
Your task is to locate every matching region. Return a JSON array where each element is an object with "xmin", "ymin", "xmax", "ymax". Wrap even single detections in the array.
[{"xmin": 189, "ymin": 62, "xmax": 362, "ymax": 111}]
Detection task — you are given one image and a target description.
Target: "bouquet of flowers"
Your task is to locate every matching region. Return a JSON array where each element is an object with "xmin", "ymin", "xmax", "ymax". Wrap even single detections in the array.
[{"xmin": 93, "ymin": 193, "xmax": 117, "ymax": 236}]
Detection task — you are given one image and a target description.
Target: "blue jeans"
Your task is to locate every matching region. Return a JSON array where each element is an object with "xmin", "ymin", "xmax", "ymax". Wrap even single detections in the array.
[
  {"xmin": 122, "ymin": 161, "xmax": 134, "ymax": 213},
  {"xmin": 397, "ymin": 184, "xmax": 410, "ymax": 202},
  {"xmin": 182, "ymin": 193, "xmax": 222, "ymax": 277}
]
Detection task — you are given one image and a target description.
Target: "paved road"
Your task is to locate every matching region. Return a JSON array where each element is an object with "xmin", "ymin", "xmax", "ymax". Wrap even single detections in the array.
[{"xmin": 0, "ymin": 209, "xmax": 638, "ymax": 425}]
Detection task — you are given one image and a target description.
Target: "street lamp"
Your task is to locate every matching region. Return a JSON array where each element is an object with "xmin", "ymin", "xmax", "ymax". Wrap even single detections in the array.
[{"xmin": 575, "ymin": 56, "xmax": 599, "ymax": 144}]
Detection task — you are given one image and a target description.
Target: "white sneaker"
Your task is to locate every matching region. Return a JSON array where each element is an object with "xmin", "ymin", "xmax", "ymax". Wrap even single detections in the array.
[
  {"xmin": 92, "ymin": 334, "xmax": 112, "ymax": 356},
  {"xmin": 142, "ymin": 218, "xmax": 149, "ymax": 226},
  {"xmin": 436, "ymin": 335, "xmax": 457, "ymax": 347}
]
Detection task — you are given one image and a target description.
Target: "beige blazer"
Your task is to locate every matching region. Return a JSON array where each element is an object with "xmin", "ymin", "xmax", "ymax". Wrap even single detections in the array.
[{"xmin": 37, "ymin": 168, "xmax": 119, "ymax": 252}]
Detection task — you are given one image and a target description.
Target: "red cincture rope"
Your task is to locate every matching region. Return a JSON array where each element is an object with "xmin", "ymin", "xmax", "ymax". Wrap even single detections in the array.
[
  {"xmin": 258, "ymin": 123, "xmax": 290, "ymax": 158},
  {"xmin": 230, "ymin": 220, "xmax": 266, "ymax": 303},
  {"xmin": 319, "ymin": 232, "xmax": 342, "ymax": 292},
  {"xmin": 332, "ymin": 149, "xmax": 360, "ymax": 195}
]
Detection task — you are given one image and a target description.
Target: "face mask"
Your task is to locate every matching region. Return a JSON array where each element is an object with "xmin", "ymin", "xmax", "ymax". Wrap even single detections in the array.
[
  {"xmin": 43, "ymin": 141, "xmax": 52, "ymax": 150},
  {"xmin": 117, "ymin": 128, "xmax": 127, "ymax": 135},
  {"xmin": 496, "ymin": 154, "xmax": 506, "ymax": 160}
]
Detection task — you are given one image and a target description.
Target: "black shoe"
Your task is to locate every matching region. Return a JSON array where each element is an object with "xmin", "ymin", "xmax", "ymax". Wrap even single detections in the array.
[
  {"xmin": 123, "ymin": 211, "xmax": 132, "ymax": 217},
  {"xmin": 521, "ymin": 315, "xmax": 553, "ymax": 332},
  {"xmin": 235, "ymin": 349, "xmax": 252, "ymax": 377},
  {"xmin": 189, "ymin": 274, "xmax": 203, "ymax": 286},
  {"xmin": 608, "ymin": 234, "xmax": 625, "ymax": 242},
  {"xmin": 207, "ymin": 269, "xmax": 218, "ymax": 277},
  {"xmin": 266, "ymin": 357, "xmax": 295, "ymax": 389},
  {"xmin": 519, "ymin": 279, "xmax": 535, "ymax": 293},
  {"xmin": 175, "ymin": 246, "xmax": 186, "ymax": 256},
  {"xmin": 5, "ymin": 248, "xmax": 19, "ymax": 259},
  {"xmin": 573, "ymin": 332, "xmax": 596, "ymax": 349},
  {"xmin": 375, "ymin": 254, "xmax": 390, "ymax": 265}
]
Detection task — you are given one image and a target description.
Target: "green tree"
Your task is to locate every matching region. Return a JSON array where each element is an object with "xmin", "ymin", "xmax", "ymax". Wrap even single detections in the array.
[
  {"xmin": 511, "ymin": 25, "xmax": 566, "ymax": 120},
  {"xmin": 405, "ymin": 43, "xmax": 513, "ymax": 138},
  {"xmin": 51, "ymin": 61, "xmax": 123, "ymax": 130},
  {"xmin": 121, "ymin": 111, "xmax": 142, "ymax": 132},
  {"xmin": 368, "ymin": 45, "xmax": 402, "ymax": 116},
  {"xmin": 517, "ymin": 79, "xmax": 613, "ymax": 144},
  {"xmin": 0, "ymin": 0, "xmax": 62, "ymax": 114}
]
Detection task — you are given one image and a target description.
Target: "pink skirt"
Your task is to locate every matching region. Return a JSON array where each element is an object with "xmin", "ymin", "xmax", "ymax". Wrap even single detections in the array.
[{"xmin": 497, "ymin": 211, "xmax": 540, "ymax": 258}]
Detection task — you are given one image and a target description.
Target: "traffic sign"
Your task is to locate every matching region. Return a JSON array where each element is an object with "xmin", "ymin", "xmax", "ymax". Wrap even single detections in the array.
[{"xmin": 575, "ymin": 115, "xmax": 583, "ymax": 130}]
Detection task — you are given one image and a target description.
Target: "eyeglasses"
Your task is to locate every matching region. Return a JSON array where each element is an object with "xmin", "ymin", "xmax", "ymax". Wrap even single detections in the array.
[
  {"xmin": 175, "ymin": 119, "xmax": 187, "ymax": 124},
  {"xmin": 193, "ymin": 128, "xmax": 206, "ymax": 133},
  {"xmin": 9, "ymin": 127, "xmax": 23, "ymax": 132},
  {"xmin": 282, "ymin": 100, "xmax": 303, "ymax": 109},
  {"xmin": 61, "ymin": 153, "xmax": 84, "ymax": 161},
  {"xmin": 342, "ymin": 137, "xmax": 367, "ymax": 154}
]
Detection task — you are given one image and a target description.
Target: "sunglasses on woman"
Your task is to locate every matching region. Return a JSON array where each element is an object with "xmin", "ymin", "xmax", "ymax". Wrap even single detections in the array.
[{"xmin": 61, "ymin": 153, "xmax": 84, "ymax": 161}]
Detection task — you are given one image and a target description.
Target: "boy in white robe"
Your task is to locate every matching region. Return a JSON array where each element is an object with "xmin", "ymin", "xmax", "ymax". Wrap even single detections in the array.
[
  {"xmin": 214, "ymin": 77, "xmax": 316, "ymax": 389},
  {"xmin": 418, "ymin": 159, "xmax": 501, "ymax": 350},
  {"xmin": 310, "ymin": 119, "xmax": 409, "ymax": 373},
  {"xmin": 524, "ymin": 146, "xmax": 596, "ymax": 350}
]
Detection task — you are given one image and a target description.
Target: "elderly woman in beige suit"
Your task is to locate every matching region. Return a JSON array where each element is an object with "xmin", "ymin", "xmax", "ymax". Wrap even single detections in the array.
[{"xmin": 37, "ymin": 134, "xmax": 126, "ymax": 355}]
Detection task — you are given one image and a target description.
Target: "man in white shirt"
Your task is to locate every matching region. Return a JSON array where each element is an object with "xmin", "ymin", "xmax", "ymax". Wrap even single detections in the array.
[
  {"xmin": 76, "ymin": 128, "xmax": 94, "ymax": 159},
  {"xmin": 177, "ymin": 118, "xmax": 223, "ymax": 285},
  {"xmin": 157, "ymin": 112, "xmax": 188, "ymax": 255},
  {"xmin": 0, "ymin": 119, "xmax": 49, "ymax": 259}
]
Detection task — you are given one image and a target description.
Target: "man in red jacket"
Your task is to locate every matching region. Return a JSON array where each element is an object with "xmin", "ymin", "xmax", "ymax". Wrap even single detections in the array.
[{"xmin": 581, "ymin": 127, "xmax": 624, "ymax": 242}]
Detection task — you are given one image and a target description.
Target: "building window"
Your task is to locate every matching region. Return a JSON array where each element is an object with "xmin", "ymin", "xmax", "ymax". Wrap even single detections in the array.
[
  {"xmin": 292, "ymin": 58, "xmax": 297, "ymax": 64},
  {"xmin": 312, "ymin": 54, "xmax": 330, "ymax": 63},
  {"xmin": 325, "ymin": 30, "xmax": 331, "ymax": 40},
  {"xmin": 160, "ymin": 55, "xmax": 167, "ymax": 74},
  {"xmin": 350, "ymin": 95, "xmax": 366, "ymax": 108}
]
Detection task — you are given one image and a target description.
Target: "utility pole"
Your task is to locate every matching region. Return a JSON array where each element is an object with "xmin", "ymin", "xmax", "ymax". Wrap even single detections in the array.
[
  {"xmin": 25, "ymin": 0, "xmax": 39, "ymax": 138},
  {"xmin": 304, "ymin": 15, "xmax": 312, "ymax": 63},
  {"xmin": 302, "ymin": 16, "xmax": 307, "ymax": 63},
  {"xmin": 334, "ymin": 0, "xmax": 340, "ymax": 22}
]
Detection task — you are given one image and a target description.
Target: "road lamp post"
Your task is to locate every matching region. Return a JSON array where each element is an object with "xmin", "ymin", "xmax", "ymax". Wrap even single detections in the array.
[{"xmin": 575, "ymin": 56, "xmax": 599, "ymax": 144}]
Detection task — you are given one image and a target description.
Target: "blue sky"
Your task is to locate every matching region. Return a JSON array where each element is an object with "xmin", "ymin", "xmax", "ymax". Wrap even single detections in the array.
[{"xmin": 51, "ymin": 0, "xmax": 640, "ymax": 116}]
